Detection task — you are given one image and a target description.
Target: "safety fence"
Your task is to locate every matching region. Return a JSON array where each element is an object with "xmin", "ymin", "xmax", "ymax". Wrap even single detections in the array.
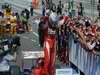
[{"xmin": 68, "ymin": 32, "xmax": 100, "ymax": 75}]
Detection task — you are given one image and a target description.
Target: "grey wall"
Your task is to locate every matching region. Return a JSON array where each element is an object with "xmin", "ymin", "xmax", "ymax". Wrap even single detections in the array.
[
  {"xmin": 52, "ymin": 0, "xmax": 98, "ymax": 17},
  {"xmin": 0, "ymin": 0, "xmax": 99, "ymax": 17}
]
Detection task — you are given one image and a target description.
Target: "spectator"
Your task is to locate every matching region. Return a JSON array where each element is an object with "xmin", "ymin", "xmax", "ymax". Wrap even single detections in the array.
[
  {"xmin": 97, "ymin": 1, "xmax": 100, "ymax": 18},
  {"xmin": 15, "ymin": 12, "xmax": 20, "ymax": 20},
  {"xmin": 20, "ymin": 14, "xmax": 28, "ymax": 32},
  {"xmin": 25, "ymin": 9, "xmax": 30, "ymax": 20},
  {"xmin": 21, "ymin": 10, "xmax": 25, "ymax": 16},
  {"xmin": 64, "ymin": 1, "xmax": 69, "ymax": 12},
  {"xmin": 63, "ymin": 10, "xmax": 69, "ymax": 16},
  {"xmin": 80, "ymin": 2, "xmax": 84, "ymax": 16},
  {"xmin": 86, "ymin": 36, "xmax": 96, "ymax": 50},
  {"xmin": 51, "ymin": 3, "xmax": 56, "ymax": 12},
  {"xmin": 68, "ymin": 2, "xmax": 71, "ymax": 12},
  {"xmin": 41, "ymin": 0, "xmax": 46, "ymax": 16},
  {"xmin": 85, "ymin": 19, "xmax": 91, "ymax": 28},
  {"xmin": 70, "ymin": 1, "xmax": 74, "ymax": 10},
  {"xmin": 57, "ymin": 0, "xmax": 63, "ymax": 15},
  {"xmin": 95, "ymin": 39, "xmax": 100, "ymax": 52},
  {"xmin": 13, "ymin": 36, "xmax": 21, "ymax": 46},
  {"xmin": 77, "ymin": 2, "xmax": 84, "ymax": 16},
  {"xmin": 91, "ymin": 25, "xmax": 96, "ymax": 37},
  {"xmin": 38, "ymin": 18, "xmax": 45, "ymax": 47},
  {"xmin": 0, "ymin": 11, "xmax": 4, "ymax": 18},
  {"xmin": 30, "ymin": 5, "xmax": 34, "ymax": 16}
]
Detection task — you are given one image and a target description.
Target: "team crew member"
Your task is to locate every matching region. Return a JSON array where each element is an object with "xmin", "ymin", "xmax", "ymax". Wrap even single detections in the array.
[
  {"xmin": 57, "ymin": 0, "xmax": 63, "ymax": 15},
  {"xmin": 41, "ymin": 0, "xmax": 46, "ymax": 16},
  {"xmin": 57, "ymin": 15, "xmax": 70, "ymax": 64}
]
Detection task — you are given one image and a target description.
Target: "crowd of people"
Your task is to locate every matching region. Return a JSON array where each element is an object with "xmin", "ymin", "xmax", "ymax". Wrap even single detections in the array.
[
  {"xmin": 0, "ymin": 3, "xmax": 21, "ymax": 55},
  {"xmin": 36, "ymin": 1, "xmax": 100, "ymax": 75},
  {"xmin": 0, "ymin": 3, "xmax": 35, "ymax": 35},
  {"xmin": 0, "ymin": 3, "xmax": 36, "ymax": 75},
  {"xmin": 64, "ymin": 15, "xmax": 100, "ymax": 53},
  {"xmin": 0, "ymin": 1, "xmax": 100, "ymax": 75}
]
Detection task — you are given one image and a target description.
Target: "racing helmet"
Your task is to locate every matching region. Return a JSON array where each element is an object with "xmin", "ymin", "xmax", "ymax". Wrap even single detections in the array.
[{"xmin": 49, "ymin": 11, "xmax": 59, "ymax": 29}]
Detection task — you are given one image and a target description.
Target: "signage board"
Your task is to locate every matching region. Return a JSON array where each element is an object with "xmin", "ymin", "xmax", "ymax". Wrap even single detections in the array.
[{"xmin": 56, "ymin": 68, "xmax": 73, "ymax": 75}]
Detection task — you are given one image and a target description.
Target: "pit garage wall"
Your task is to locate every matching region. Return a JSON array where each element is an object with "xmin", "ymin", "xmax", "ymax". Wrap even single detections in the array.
[
  {"xmin": 0, "ymin": 0, "xmax": 4, "ymax": 3},
  {"xmin": 52, "ymin": 0, "xmax": 98, "ymax": 17},
  {"xmin": 3, "ymin": 0, "xmax": 31, "ymax": 12},
  {"xmin": 0, "ymin": 0, "xmax": 5, "ymax": 8},
  {"xmin": 68, "ymin": 32, "xmax": 100, "ymax": 75},
  {"xmin": 73, "ymin": 0, "xmax": 98, "ymax": 18},
  {"xmin": 2, "ymin": 0, "xmax": 99, "ymax": 17}
]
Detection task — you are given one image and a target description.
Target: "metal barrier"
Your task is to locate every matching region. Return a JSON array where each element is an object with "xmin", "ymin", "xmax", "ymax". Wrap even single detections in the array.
[{"xmin": 68, "ymin": 32, "xmax": 100, "ymax": 75}]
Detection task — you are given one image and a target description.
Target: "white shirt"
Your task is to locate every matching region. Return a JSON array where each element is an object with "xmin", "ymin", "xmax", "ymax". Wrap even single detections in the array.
[{"xmin": 87, "ymin": 42, "xmax": 96, "ymax": 50}]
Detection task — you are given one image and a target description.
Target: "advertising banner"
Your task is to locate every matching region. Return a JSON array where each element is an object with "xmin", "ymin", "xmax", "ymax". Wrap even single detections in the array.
[{"xmin": 56, "ymin": 68, "xmax": 73, "ymax": 75}]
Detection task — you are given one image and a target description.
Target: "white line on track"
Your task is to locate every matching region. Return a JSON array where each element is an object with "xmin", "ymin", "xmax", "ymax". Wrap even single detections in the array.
[
  {"xmin": 31, "ymin": 39, "xmax": 36, "ymax": 42},
  {"xmin": 22, "ymin": 36, "xmax": 29, "ymax": 39},
  {"xmin": 32, "ymin": 32, "xmax": 39, "ymax": 37}
]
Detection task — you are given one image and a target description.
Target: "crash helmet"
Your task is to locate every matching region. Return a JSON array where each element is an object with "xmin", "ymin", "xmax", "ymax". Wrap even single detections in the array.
[{"xmin": 49, "ymin": 11, "xmax": 59, "ymax": 29}]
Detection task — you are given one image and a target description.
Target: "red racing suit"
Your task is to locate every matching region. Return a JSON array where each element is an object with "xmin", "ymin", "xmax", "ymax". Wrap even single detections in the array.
[
  {"xmin": 41, "ymin": 16, "xmax": 56, "ymax": 75},
  {"xmin": 42, "ymin": 15, "xmax": 69, "ymax": 75},
  {"xmin": 44, "ymin": 33, "xmax": 56, "ymax": 75}
]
